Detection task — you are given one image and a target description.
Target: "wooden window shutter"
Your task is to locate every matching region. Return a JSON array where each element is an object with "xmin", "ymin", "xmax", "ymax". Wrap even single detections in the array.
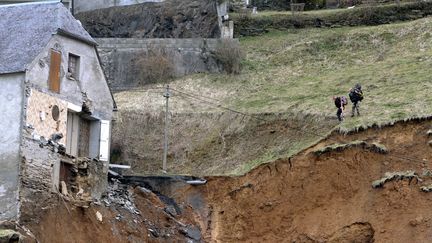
[
  {"xmin": 99, "ymin": 120, "xmax": 110, "ymax": 162},
  {"xmin": 49, "ymin": 50, "xmax": 61, "ymax": 93}
]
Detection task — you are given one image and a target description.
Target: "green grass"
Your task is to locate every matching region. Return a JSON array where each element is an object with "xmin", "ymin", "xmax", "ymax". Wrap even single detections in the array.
[
  {"xmin": 216, "ymin": 18, "xmax": 432, "ymax": 131},
  {"xmin": 313, "ymin": 140, "xmax": 388, "ymax": 155},
  {"xmin": 117, "ymin": 17, "xmax": 432, "ymax": 175},
  {"xmin": 243, "ymin": 1, "xmax": 416, "ymax": 17}
]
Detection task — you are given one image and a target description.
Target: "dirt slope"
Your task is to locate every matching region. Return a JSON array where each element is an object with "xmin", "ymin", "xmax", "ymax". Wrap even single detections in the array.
[
  {"xmin": 20, "ymin": 185, "xmax": 202, "ymax": 243},
  {"xmin": 175, "ymin": 118, "xmax": 432, "ymax": 242},
  {"xmin": 21, "ymin": 119, "xmax": 432, "ymax": 242}
]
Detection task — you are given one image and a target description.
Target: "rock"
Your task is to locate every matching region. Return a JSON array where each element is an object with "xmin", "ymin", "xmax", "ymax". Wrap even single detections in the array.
[
  {"xmin": 409, "ymin": 216, "xmax": 423, "ymax": 227},
  {"xmin": 328, "ymin": 222, "xmax": 374, "ymax": 243},
  {"xmin": 138, "ymin": 186, "xmax": 151, "ymax": 194},
  {"xmin": 96, "ymin": 211, "xmax": 103, "ymax": 222},
  {"xmin": 292, "ymin": 233, "xmax": 318, "ymax": 243},
  {"xmin": 148, "ymin": 228, "xmax": 159, "ymax": 238},
  {"xmin": 60, "ymin": 181, "xmax": 69, "ymax": 196},
  {"xmin": 164, "ymin": 205, "xmax": 178, "ymax": 217},
  {"xmin": 76, "ymin": 0, "xmax": 220, "ymax": 38},
  {"xmin": 0, "ymin": 229, "xmax": 21, "ymax": 243},
  {"xmin": 185, "ymin": 226, "xmax": 201, "ymax": 241}
]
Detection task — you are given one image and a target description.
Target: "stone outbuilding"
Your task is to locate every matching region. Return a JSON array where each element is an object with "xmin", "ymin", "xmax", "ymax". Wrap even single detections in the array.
[{"xmin": 0, "ymin": 2, "xmax": 115, "ymax": 220}]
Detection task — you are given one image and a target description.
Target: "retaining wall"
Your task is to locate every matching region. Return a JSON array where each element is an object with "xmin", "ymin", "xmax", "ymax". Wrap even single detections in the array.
[{"xmin": 97, "ymin": 38, "xmax": 225, "ymax": 90}]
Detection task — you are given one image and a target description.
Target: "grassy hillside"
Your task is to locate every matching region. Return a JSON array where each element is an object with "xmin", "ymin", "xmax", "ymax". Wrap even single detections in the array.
[
  {"xmin": 231, "ymin": 18, "xmax": 432, "ymax": 130},
  {"xmin": 114, "ymin": 17, "xmax": 432, "ymax": 175},
  {"xmin": 233, "ymin": 1, "xmax": 432, "ymax": 36}
]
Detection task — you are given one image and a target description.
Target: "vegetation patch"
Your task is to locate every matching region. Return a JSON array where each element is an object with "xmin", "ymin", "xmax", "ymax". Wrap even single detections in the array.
[
  {"xmin": 372, "ymin": 170, "xmax": 421, "ymax": 188},
  {"xmin": 420, "ymin": 184, "xmax": 432, "ymax": 192},
  {"xmin": 0, "ymin": 229, "xmax": 20, "ymax": 242},
  {"xmin": 134, "ymin": 47, "xmax": 175, "ymax": 84},
  {"xmin": 233, "ymin": 2, "xmax": 432, "ymax": 37},
  {"xmin": 213, "ymin": 39, "xmax": 246, "ymax": 74},
  {"xmin": 313, "ymin": 140, "xmax": 387, "ymax": 155}
]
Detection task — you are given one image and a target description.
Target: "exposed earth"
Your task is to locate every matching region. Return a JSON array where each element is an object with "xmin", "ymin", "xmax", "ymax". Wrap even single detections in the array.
[
  {"xmin": 16, "ymin": 118, "xmax": 432, "ymax": 242},
  {"xmin": 5, "ymin": 1, "xmax": 432, "ymax": 242}
]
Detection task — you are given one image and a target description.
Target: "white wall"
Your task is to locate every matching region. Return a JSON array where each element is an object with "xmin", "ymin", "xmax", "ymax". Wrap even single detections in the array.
[{"xmin": 0, "ymin": 72, "xmax": 25, "ymax": 220}]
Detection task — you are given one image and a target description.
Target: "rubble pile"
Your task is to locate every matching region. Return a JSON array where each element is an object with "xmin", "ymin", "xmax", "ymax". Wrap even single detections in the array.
[
  {"xmin": 102, "ymin": 179, "xmax": 141, "ymax": 215},
  {"xmin": 24, "ymin": 124, "xmax": 66, "ymax": 154}
]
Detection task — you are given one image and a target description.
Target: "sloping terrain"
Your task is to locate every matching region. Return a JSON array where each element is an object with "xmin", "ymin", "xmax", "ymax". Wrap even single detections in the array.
[
  {"xmin": 16, "ymin": 118, "xmax": 432, "ymax": 242},
  {"xmin": 112, "ymin": 112, "xmax": 336, "ymax": 176},
  {"xmin": 18, "ymin": 182, "xmax": 202, "ymax": 243},
  {"xmin": 75, "ymin": 0, "xmax": 220, "ymax": 38},
  {"xmin": 175, "ymin": 118, "xmax": 432, "ymax": 242},
  {"xmin": 113, "ymin": 16, "xmax": 432, "ymax": 175},
  {"xmin": 233, "ymin": 1, "xmax": 432, "ymax": 36}
]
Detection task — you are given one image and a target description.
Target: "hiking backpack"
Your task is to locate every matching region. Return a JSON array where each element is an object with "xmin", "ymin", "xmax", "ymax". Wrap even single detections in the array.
[{"xmin": 349, "ymin": 89, "xmax": 363, "ymax": 102}]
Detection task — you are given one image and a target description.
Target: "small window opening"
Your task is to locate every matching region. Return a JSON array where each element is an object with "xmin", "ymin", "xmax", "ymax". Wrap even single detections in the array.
[{"xmin": 68, "ymin": 53, "xmax": 80, "ymax": 80}]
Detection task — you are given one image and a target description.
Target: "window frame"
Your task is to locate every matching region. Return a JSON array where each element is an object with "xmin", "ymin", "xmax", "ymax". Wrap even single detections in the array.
[{"xmin": 67, "ymin": 53, "xmax": 80, "ymax": 81}]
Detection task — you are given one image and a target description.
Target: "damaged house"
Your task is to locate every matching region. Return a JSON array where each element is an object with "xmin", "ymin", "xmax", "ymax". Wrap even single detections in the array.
[{"xmin": 0, "ymin": 2, "xmax": 115, "ymax": 220}]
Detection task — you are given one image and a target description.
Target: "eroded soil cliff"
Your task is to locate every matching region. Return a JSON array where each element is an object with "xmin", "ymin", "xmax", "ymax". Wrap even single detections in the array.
[{"xmin": 175, "ymin": 118, "xmax": 432, "ymax": 242}]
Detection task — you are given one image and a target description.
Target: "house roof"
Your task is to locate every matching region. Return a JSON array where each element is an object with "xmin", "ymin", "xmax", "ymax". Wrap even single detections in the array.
[{"xmin": 0, "ymin": 2, "xmax": 95, "ymax": 74}]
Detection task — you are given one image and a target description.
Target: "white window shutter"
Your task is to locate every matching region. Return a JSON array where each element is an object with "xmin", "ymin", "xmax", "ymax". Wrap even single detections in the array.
[{"xmin": 99, "ymin": 120, "xmax": 110, "ymax": 161}]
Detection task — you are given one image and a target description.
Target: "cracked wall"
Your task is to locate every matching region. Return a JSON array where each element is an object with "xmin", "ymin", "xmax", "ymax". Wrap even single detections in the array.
[
  {"xmin": 26, "ymin": 34, "xmax": 113, "ymax": 121},
  {"xmin": 26, "ymin": 89, "xmax": 68, "ymax": 144},
  {"xmin": 17, "ymin": 34, "xmax": 114, "ymax": 221}
]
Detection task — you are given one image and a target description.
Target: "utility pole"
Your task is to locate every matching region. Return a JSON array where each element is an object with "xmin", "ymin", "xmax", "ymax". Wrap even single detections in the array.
[{"xmin": 162, "ymin": 85, "xmax": 171, "ymax": 173}]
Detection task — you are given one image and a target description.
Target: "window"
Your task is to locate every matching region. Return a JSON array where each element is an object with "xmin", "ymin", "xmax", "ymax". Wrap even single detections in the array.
[
  {"xmin": 48, "ymin": 49, "xmax": 61, "ymax": 93},
  {"xmin": 67, "ymin": 53, "xmax": 80, "ymax": 80}
]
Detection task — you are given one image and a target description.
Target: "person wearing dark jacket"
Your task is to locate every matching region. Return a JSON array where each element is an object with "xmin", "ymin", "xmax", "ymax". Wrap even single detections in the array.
[
  {"xmin": 349, "ymin": 83, "xmax": 363, "ymax": 117},
  {"xmin": 333, "ymin": 96, "xmax": 348, "ymax": 121}
]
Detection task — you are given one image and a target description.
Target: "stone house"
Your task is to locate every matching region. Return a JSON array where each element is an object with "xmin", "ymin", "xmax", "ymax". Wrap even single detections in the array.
[
  {"xmin": 0, "ymin": 0, "xmax": 72, "ymax": 10},
  {"xmin": 0, "ymin": 2, "xmax": 115, "ymax": 220}
]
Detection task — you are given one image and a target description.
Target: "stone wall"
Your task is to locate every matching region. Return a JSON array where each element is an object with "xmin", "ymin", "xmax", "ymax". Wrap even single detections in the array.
[
  {"xmin": 73, "ymin": 0, "xmax": 164, "ymax": 13},
  {"xmin": 97, "ymin": 38, "xmax": 224, "ymax": 90},
  {"xmin": 75, "ymin": 0, "xmax": 220, "ymax": 39},
  {"xmin": 18, "ymin": 137, "xmax": 108, "ymax": 223},
  {"xmin": 26, "ymin": 89, "xmax": 68, "ymax": 144}
]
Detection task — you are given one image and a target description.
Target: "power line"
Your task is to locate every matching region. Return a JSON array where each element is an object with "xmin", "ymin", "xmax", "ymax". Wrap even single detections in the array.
[
  {"xmin": 170, "ymin": 87, "xmax": 430, "ymax": 164},
  {"xmin": 169, "ymin": 87, "xmax": 226, "ymax": 104}
]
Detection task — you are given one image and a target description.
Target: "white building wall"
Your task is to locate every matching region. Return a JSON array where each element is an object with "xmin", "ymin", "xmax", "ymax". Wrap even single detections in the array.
[
  {"xmin": 26, "ymin": 34, "xmax": 114, "ymax": 121},
  {"xmin": 0, "ymin": 72, "xmax": 25, "ymax": 221}
]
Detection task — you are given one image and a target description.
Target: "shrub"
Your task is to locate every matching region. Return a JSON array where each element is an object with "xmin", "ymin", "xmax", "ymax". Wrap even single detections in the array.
[
  {"xmin": 213, "ymin": 39, "xmax": 246, "ymax": 74},
  {"xmin": 134, "ymin": 47, "xmax": 175, "ymax": 84}
]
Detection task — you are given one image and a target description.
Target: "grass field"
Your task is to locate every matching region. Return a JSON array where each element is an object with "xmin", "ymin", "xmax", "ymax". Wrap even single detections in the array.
[
  {"xmin": 115, "ymin": 17, "xmax": 432, "ymax": 175},
  {"xmin": 155, "ymin": 17, "xmax": 432, "ymax": 131}
]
